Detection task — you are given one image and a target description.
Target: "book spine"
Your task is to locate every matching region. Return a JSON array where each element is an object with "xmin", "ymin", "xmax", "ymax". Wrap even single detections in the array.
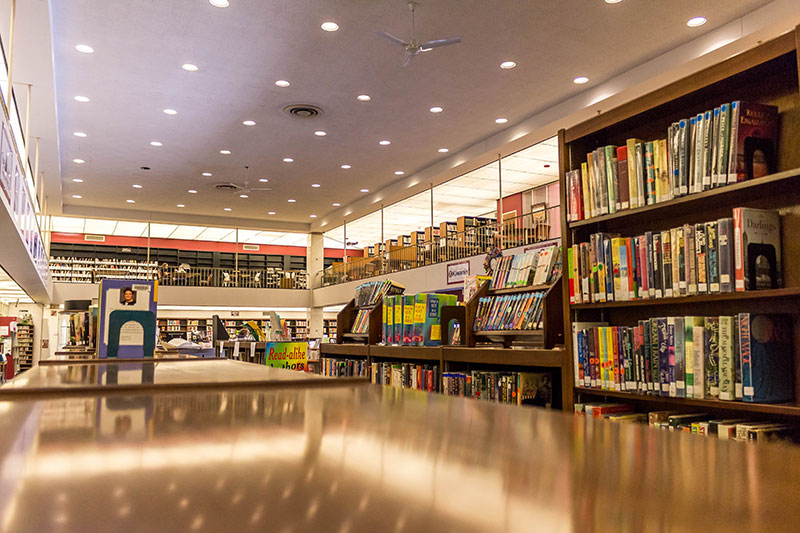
[
  {"xmin": 626, "ymin": 139, "xmax": 639, "ymax": 208},
  {"xmin": 688, "ymin": 116, "xmax": 697, "ymax": 193},
  {"xmin": 727, "ymin": 101, "xmax": 740, "ymax": 184},
  {"xmin": 657, "ymin": 318, "xmax": 669, "ymax": 396},
  {"xmin": 684, "ymin": 317, "xmax": 694, "ymax": 398},
  {"xmin": 693, "ymin": 325, "xmax": 706, "ymax": 399},
  {"xmin": 738, "ymin": 313, "xmax": 752, "ymax": 401},
  {"xmin": 604, "ymin": 145, "xmax": 619, "ymax": 213},
  {"xmin": 635, "ymin": 142, "xmax": 646, "ymax": 207},
  {"xmin": 703, "ymin": 110, "xmax": 714, "ymax": 189},
  {"xmin": 717, "ymin": 217, "xmax": 734, "ymax": 292},
  {"xmin": 711, "ymin": 107, "xmax": 721, "ymax": 185},
  {"xmin": 644, "ymin": 142, "xmax": 657, "ymax": 205},
  {"xmin": 705, "ymin": 317, "xmax": 720, "ymax": 399},
  {"xmin": 617, "ymin": 146, "xmax": 630, "ymax": 210},
  {"xmin": 695, "ymin": 223, "xmax": 708, "ymax": 293},
  {"xmin": 684, "ymin": 224, "xmax": 696, "ymax": 295},
  {"xmin": 674, "ymin": 317, "xmax": 685, "ymax": 398},
  {"xmin": 677, "ymin": 120, "xmax": 688, "ymax": 196},
  {"xmin": 706, "ymin": 221, "xmax": 719, "ymax": 293},
  {"xmin": 719, "ymin": 315, "xmax": 735, "ymax": 400},
  {"xmin": 638, "ymin": 236, "xmax": 649, "ymax": 298},
  {"xmin": 694, "ymin": 113, "xmax": 705, "ymax": 193},
  {"xmin": 667, "ymin": 317, "xmax": 676, "ymax": 397},
  {"xmin": 604, "ymin": 236, "xmax": 614, "ymax": 302},
  {"xmin": 580, "ymin": 163, "xmax": 591, "ymax": 219},
  {"xmin": 717, "ymin": 103, "xmax": 731, "ymax": 185},
  {"xmin": 671, "ymin": 227, "xmax": 681, "ymax": 295},
  {"xmin": 651, "ymin": 232, "xmax": 662, "ymax": 298},
  {"xmin": 661, "ymin": 230, "xmax": 673, "ymax": 298}
]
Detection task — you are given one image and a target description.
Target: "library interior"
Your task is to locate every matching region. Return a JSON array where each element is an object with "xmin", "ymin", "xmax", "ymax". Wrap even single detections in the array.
[{"xmin": 2, "ymin": 0, "xmax": 800, "ymax": 530}]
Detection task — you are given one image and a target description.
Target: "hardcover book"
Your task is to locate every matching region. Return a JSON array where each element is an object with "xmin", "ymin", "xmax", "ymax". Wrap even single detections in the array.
[
  {"xmin": 704, "ymin": 317, "xmax": 720, "ymax": 399},
  {"xmin": 733, "ymin": 207, "xmax": 781, "ymax": 291},
  {"xmin": 728, "ymin": 101, "xmax": 778, "ymax": 183},
  {"xmin": 739, "ymin": 313, "xmax": 793, "ymax": 403}
]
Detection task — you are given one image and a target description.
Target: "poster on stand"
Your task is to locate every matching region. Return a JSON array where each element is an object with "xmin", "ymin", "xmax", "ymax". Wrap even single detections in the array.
[
  {"xmin": 263, "ymin": 342, "xmax": 307, "ymax": 371},
  {"xmin": 97, "ymin": 279, "xmax": 158, "ymax": 358}
]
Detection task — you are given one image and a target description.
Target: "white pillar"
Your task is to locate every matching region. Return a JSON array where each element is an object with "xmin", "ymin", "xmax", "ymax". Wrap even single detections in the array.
[{"xmin": 306, "ymin": 232, "xmax": 325, "ymax": 337}]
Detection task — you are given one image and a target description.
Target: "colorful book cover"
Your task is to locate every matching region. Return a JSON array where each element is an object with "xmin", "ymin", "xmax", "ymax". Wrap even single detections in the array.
[
  {"xmin": 719, "ymin": 315, "xmax": 735, "ymax": 400},
  {"xmin": 97, "ymin": 279, "xmax": 158, "ymax": 358},
  {"xmin": 660, "ymin": 230, "xmax": 673, "ymax": 298},
  {"xmin": 704, "ymin": 317, "xmax": 720, "ymax": 399},
  {"xmin": 674, "ymin": 317, "xmax": 685, "ymax": 398},
  {"xmin": 728, "ymin": 101, "xmax": 778, "ymax": 183},
  {"xmin": 733, "ymin": 207, "xmax": 782, "ymax": 291},
  {"xmin": 656, "ymin": 318, "xmax": 669, "ymax": 396},
  {"xmin": 402, "ymin": 294, "xmax": 415, "ymax": 345},
  {"xmin": 611, "ymin": 237, "xmax": 624, "ymax": 301},
  {"xmin": 667, "ymin": 317, "xmax": 676, "ymax": 397},
  {"xmin": 412, "ymin": 294, "xmax": 426, "ymax": 345},
  {"xmin": 644, "ymin": 141, "xmax": 657, "ymax": 205},
  {"xmin": 383, "ymin": 296, "xmax": 392, "ymax": 344},
  {"xmin": 739, "ymin": 313, "xmax": 793, "ymax": 403},
  {"xmin": 706, "ymin": 221, "xmax": 720, "ymax": 293},
  {"xmin": 394, "ymin": 295, "xmax": 404, "ymax": 344},
  {"xmin": 695, "ymin": 223, "xmax": 708, "ymax": 293}
]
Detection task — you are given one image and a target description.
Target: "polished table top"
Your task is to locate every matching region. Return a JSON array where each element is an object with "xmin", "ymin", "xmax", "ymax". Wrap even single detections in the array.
[{"xmin": 0, "ymin": 382, "xmax": 799, "ymax": 532}]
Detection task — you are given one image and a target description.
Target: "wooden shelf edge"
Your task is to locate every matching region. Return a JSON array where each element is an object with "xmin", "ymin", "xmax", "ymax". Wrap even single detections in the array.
[
  {"xmin": 568, "ymin": 167, "xmax": 800, "ymax": 229},
  {"xmin": 489, "ymin": 284, "xmax": 552, "ymax": 295},
  {"xmin": 369, "ymin": 345, "xmax": 442, "ymax": 361},
  {"xmin": 320, "ymin": 344, "xmax": 369, "ymax": 356},
  {"xmin": 575, "ymin": 387, "xmax": 800, "ymax": 416},
  {"xmin": 443, "ymin": 347, "xmax": 566, "ymax": 368},
  {"xmin": 474, "ymin": 330, "xmax": 543, "ymax": 336},
  {"xmin": 571, "ymin": 287, "xmax": 800, "ymax": 309}
]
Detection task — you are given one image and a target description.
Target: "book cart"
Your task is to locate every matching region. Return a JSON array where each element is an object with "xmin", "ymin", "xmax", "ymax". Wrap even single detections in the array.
[{"xmin": 559, "ymin": 28, "xmax": 800, "ymax": 419}]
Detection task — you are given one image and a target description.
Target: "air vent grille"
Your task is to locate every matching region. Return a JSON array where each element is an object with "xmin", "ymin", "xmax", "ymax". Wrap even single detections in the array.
[
  {"xmin": 283, "ymin": 104, "xmax": 323, "ymax": 118},
  {"xmin": 84, "ymin": 235, "xmax": 106, "ymax": 242}
]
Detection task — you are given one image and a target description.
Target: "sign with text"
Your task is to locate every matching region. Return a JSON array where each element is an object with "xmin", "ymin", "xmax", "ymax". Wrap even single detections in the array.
[
  {"xmin": 446, "ymin": 260, "xmax": 470, "ymax": 285},
  {"xmin": 97, "ymin": 279, "xmax": 157, "ymax": 358},
  {"xmin": 264, "ymin": 342, "xmax": 308, "ymax": 372}
]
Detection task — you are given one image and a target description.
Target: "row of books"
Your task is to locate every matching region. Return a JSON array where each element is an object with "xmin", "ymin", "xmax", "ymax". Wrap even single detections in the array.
[
  {"xmin": 353, "ymin": 279, "xmax": 406, "ymax": 307},
  {"xmin": 472, "ymin": 292, "xmax": 546, "ymax": 331},
  {"xmin": 489, "ymin": 244, "xmax": 560, "ymax": 290},
  {"xmin": 371, "ymin": 361, "xmax": 439, "ymax": 392},
  {"xmin": 351, "ymin": 309, "xmax": 371, "ymax": 334},
  {"xmin": 576, "ymin": 404, "xmax": 798, "ymax": 443},
  {"xmin": 382, "ymin": 293, "xmax": 458, "ymax": 346},
  {"xmin": 572, "ymin": 313, "xmax": 793, "ymax": 403},
  {"xmin": 567, "ymin": 207, "xmax": 781, "ymax": 304},
  {"xmin": 320, "ymin": 357, "xmax": 368, "ymax": 378},
  {"xmin": 566, "ymin": 100, "xmax": 778, "ymax": 221},
  {"xmin": 443, "ymin": 371, "xmax": 552, "ymax": 407}
]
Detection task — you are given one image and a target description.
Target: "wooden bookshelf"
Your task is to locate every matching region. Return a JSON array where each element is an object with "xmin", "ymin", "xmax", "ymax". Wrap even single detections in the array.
[
  {"xmin": 335, "ymin": 297, "xmax": 383, "ymax": 345},
  {"xmin": 559, "ymin": 28, "xmax": 800, "ymax": 417},
  {"xmin": 369, "ymin": 345, "xmax": 442, "ymax": 361},
  {"xmin": 443, "ymin": 347, "xmax": 565, "ymax": 368}
]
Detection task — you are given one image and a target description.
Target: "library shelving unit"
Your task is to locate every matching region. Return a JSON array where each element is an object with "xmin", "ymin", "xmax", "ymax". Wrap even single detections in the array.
[
  {"xmin": 14, "ymin": 323, "xmax": 34, "ymax": 373},
  {"xmin": 50, "ymin": 257, "xmax": 157, "ymax": 283},
  {"xmin": 558, "ymin": 29, "xmax": 800, "ymax": 419},
  {"xmin": 335, "ymin": 297, "xmax": 384, "ymax": 345},
  {"xmin": 157, "ymin": 317, "xmax": 325, "ymax": 342},
  {"xmin": 157, "ymin": 318, "xmax": 214, "ymax": 341}
]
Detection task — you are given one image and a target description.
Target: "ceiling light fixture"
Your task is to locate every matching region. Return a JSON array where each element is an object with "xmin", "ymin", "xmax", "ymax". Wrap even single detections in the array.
[
  {"xmin": 310, "ymin": 214, "xmax": 318, "ymax": 218},
  {"xmin": 73, "ymin": 131, "xmax": 87, "ymax": 137},
  {"xmin": 188, "ymin": 189, "xmax": 198, "ymax": 194},
  {"xmin": 687, "ymin": 16, "xmax": 707, "ymax": 27},
  {"xmin": 341, "ymin": 164, "xmax": 351, "ymax": 169},
  {"xmin": 314, "ymin": 131, "xmax": 327, "ymax": 136},
  {"xmin": 573, "ymin": 76, "xmax": 589, "ymax": 84},
  {"xmin": 500, "ymin": 61, "xmax": 516, "ymax": 69},
  {"xmin": 288, "ymin": 199, "xmax": 296, "ymax": 203},
  {"xmin": 224, "ymin": 207, "xmax": 232, "ymax": 211},
  {"xmin": 283, "ymin": 157, "xmax": 294, "ymax": 163},
  {"xmin": 258, "ymin": 178, "xmax": 269, "ymax": 183},
  {"xmin": 360, "ymin": 188, "xmax": 369, "ymax": 193},
  {"xmin": 133, "ymin": 184, "xmax": 143, "ymax": 189},
  {"xmin": 379, "ymin": 140, "xmax": 390, "ymax": 145},
  {"xmin": 429, "ymin": 106, "xmax": 443, "ymax": 113},
  {"xmin": 75, "ymin": 44, "xmax": 94, "ymax": 54},
  {"xmin": 332, "ymin": 202, "xmax": 341, "ymax": 207},
  {"xmin": 220, "ymin": 149, "xmax": 231, "ymax": 154},
  {"xmin": 438, "ymin": 148, "xmax": 449, "ymax": 153},
  {"xmin": 72, "ymin": 195, "xmax": 82, "ymax": 199},
  {"xmin": 605, "ymin": 0, "xmax": 623, "ymax": 3},
  {"xmin": 73, "ymin": 158, "xmax": 85, "ymax": 164},
  {"xmin": 177, "ymin": 204, "xmax": 185, "ymax": 208},
  {"xmin": 72, "ymin": 178, "xmax": 84, "ymax": 183},
  {"xmin": 126, "ymin": 199, "xmax": 135, "ymax": 204},
  {"xmin": 163, "ymin": 108, "xmax": 177, "ymax": 115},
  {"xmin": 268, "ymin": 211, "xmax": 276, "ymax": 215},
  {"xmin": 202, "ymin": 172, "xmax": 212, "ymax": 176},
  {"xmin": 495, "ymin": 117, "xmax": 508, "ymax": 124},
  {"xmin": 321, "ymin": 22, "xmax": 339, "ymax": 32},
  {"xmin": 357, "ymin": 94, "xmax": 371, "ymax": 102},
  {"xmin": 209, "ymin": 0, "xmax": 229, "ymax": 7},
  {"xmin": 150, "ymin": 141, "xmax": 163, "ymax": 146},
  {"xmin": 239, "ymin": 194, "xmax": 248, "ymax": 198},
  {"xmin": 394, "ymin": 171, "xmax": 404, "ymax": 175},
  {"xmin": 312, "ymin": 184, "xmax": 321, "ymax": 188},
  {"xmin": 182, "ymin": 63, "xmax": 199, "ymax": 72},
  {"xmin": 242, "ymin": 120, "xmax": 256, "ymax": 126},
  {"xmin": 74, "ymin": 96, "xmax": 90, "ymax": 103},
  {"xmin": 275, "ymin": 80, "xmax": 290, "ymax": 87}
]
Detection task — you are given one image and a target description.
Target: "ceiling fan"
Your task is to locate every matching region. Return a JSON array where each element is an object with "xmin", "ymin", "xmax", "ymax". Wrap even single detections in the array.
[
  {"xmin": 214, "ymin": 166, "xmax": 272, "ymax": 198},
  {"xmin": 377, "ymin": 1, "xmax": 461, "ymax": 67}
]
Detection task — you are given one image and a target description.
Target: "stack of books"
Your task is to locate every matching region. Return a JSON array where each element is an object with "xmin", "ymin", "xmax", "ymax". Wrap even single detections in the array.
[
  {"xmin": 572, "ymin": 313, "xmax": 793, "ymax": 403},
  {"xmin": 354, "ymin": 280, "xmax": 406, "ymax": 307},
  {"xmin": 321, "ymin": 357, "xmax": 368, "ymax": 377},
  {"xmin": 351, "ymin": 309, "xmax": 371, "ymax": 334},
  {"xmin": 566, "ymin": 101, "xmax": 778, "ymax": 221},
  {"xmin": 490, "ymin": 244, "xmax": 561, "ymax": 290},
  {"xmin": 472, "ymin": 291, "xmax": 546, "ymax": 331},
  {"xmin": 567, "ymin": 207, "xmax": 781, "ymax": 303},
  {"xmin": 382, "ymin": 293, "xmax": 458, "ymax": 346},
  {"xmin": 371, "ymin": 361, "xmax": 439, "ymax": 391},
  {"xmin": 443, "ymin": 371, "xmax": 552, "ymax": 407}
]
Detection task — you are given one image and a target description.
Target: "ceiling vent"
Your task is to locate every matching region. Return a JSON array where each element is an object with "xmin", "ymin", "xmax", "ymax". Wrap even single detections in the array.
[
  {"xmin": 215, "ymin": 183, "xmax": 239, "ymax": 191},
  {"xmin": 84, "ymin": 235, "xmax": 106, "ymax": 242},
  {"xmin": 242, "ymin": 244, "xmax": 260, "ymax": 251},
  {"xmin": 283, "ymin": 104, "xmax": 323, "ymax": 118}
]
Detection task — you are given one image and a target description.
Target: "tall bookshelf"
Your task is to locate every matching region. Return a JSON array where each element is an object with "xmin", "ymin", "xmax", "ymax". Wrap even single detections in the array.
[
  {"xmin": 559, "ymin": 29, "xmax": 800, "ymax": 418},
  {"xmin": 14, "ymin": 323, "xmax": 34, "ymax": 373}
]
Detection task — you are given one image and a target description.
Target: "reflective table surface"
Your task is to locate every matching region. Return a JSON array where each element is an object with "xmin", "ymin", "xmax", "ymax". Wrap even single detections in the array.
[{"xmin": 1, "ymin": 383, "xmax": 799, "ymax": 532}]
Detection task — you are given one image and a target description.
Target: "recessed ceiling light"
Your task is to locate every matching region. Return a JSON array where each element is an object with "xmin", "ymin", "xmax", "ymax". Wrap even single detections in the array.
[
  {"xmin": 150, "ymin": 141, "xmax": 163, "ymax": 146},
  {"xmin": 332, "ymin": 202, "xmax": 341, "ymax": 207},
  {"xmin": 126, "ymin": 199, "xmax": 135, "ymax": 204},
  {"xmin": 394, "ymin": 171, "xmax": 404, "ymax": 175},
  {"xmin": 224, "ymin": 207, "xmax": 232, "ymax": 211},
  {"xmin": 360, "ymin": 188, "xmax": 369, "ymax": 193},
  {"xmin": 163, "ymin": 108, "xmax": 177, "ymax": 115},
  {"xmin": 268, "ymin": 211, "xmax": 276, "ymax": 215},
  {"xmin": 288, "ymin": 199, "xmax": 296, "ymax": 203},
  {"xmin": 188, "ymin": 189, "xmax": 198, "ymax": 194},
  {"xmin": 345, "ymin": 211, "xmax": 352, "ymax": 216},
  {"xmin": 495, "ymin": 118, "xmax": 508, "ymax": 124},
  {"xmin": 182, "ymin": 63, "xmax": 199, "ymax": 72},
  {"xmin": 73, "ymin": 131, "xmax": 87, "ymax": 138},
  {"xmin": 310, "ymin": 214, "xmax": 318, "ymax": 218},
  {"xmin": 242, "ymin": 120, "xmax": 256, "ymax": 126},
  {"xmin": 321, "ymin": 22, "xmax": 339, "ymax": 32},
  {"xmin": 605, "ymin": 0, "xmax": 622, "ymax": 3},
  {"xmin": 438, "ymin": 148, "xmax": 449, "ymax": 153},
  {"xmin": 177, "ymin": 204, "xmax": 185, "ymax": 208},
  {"xmin": 202, "ymin": 172, "xmax": 212, "ymax": 176},
  {"xmin": 72, "ymin": 178, "xmax": 84, "ymax": 183},
  {"xmin": 357, "ymin": 94, "xmax": 371, "ymax": 102},
  {"xmin": 573, "ymin": 76, "xmax": 589, "ymax": 84},
  {"xmin": 72, "ymin": 195, "xmax": 82, "ymax": 199},
  {"xmin": 341, "ymin": 164, "xmax": 351, "ymax": 169},
  {"xmin": 275, "ymin": 80, "xmax": 290, "ymax": 88},
  {"xmin": 312, "ymin": 183, "xmax": 321, "ymax": 188},
  {"xmin": 132, "ymin": 184, "xmax": 143, "ymax": 189},
  {"xmin": 75, "ymin": 44, "xmax": 94, "ymax": 54},
  {"xmin": 429, "ymin": 106, "xmax": 443, "ymax": 113},
  {"xmin": 283, "ymin": 157, "xmax": 294, "ymax": 163},
  {"xmin": 74, "ymin": 95, "xmax": 90, "ymax": 103},
  {"xmin": 687, "ymin": 16, "xmax": 707, "ymax": 27},
  {"xmin": 314, "ymin": 131, "xmax": 327, "ymax": 136},
  {"xmin": 209, "ymin": 0, "xmax": 229, "ymax": 7},
  {"xmin": 379, "ymin": 140, "xmax": 390, "ymax": 145},
  {"xmin": 73, "ymin": 158, "xmax": 85, "ymax": 164},
  {"xmin": 259, "ymin": 178, "xmax": 269, "ymax": 183},
  {"xmin": 500, "ymin": 61, "xmax": 516, "ymax": 69},
  {"xmin": 239, "ymin": 194, "xmax": 248, "ymax": 198},
  {"xmin": 220, "ymin": 149, "xmax": 231, "ymax": 154}
]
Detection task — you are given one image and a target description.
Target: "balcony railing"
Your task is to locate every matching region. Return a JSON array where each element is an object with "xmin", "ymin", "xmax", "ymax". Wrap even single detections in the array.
[{"xmin": 321, "ymin": 207, "xmax": 560, "ymax": 286}]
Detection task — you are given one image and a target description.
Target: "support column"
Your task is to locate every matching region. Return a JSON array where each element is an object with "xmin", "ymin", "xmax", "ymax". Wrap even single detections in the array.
[{"xmin": 307, "ymin": 232, "xmax": 325, "ymax": 337}]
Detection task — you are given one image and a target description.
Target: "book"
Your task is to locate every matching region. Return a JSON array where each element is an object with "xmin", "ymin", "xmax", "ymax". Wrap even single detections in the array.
[
  {"xmin": 695, "ymin": 223, "xmax": 708, "ymax": 293},
  {"xmin": 739, "ymin": 313, "xmax": 793, "ymax": 403},
  {"xmin": 644, "ymin": 141, "xmax": 657, "ymax": 205},
  {"xmin": 617, "ymin": 146, "xmax": 630, "ymax": 210},
  {"xmin": 717, "ymin": 217, "xmax": 735, "ymax": 292},
  {"xmin": 706, "ymin": 221, "xmax": 719, "ymax": 293},
  {"xmin": 605, "ymin": 145, "xmax": 619, "ymax": 212},
  {"xmin": 717, "ymin": 103, "xmax": 731, "ymax": 185},
  {"xmin": 626, "ymin": 138, "xmax": 641, "ymax": 208},
  {"xmin": 704, "ymin": 317, "xmax": 720, "ymax": 399},
  {"xmin": 684, "ymin": 317, "xmax": 705, "ymax": 398},
  {"xmin": 394, "ymin": 294, "xmax": 404, "ymax": 344},
  {"xmin": 733, "ymin": 207, "xmax": 781, "ymax": 291},
  {"xmin": 674, "ymin": 317, "xmax": 686, "ymax": 398},
  {"xmin": 693, "ymin": 325, "xmax": 706, "ymax": 399},
  {"xmin": 402, "ymin": 294, "xmax": 415, "ymax": 345},
  {"xmin": 661, "ymin": 230, "xmax": 673, "ymax": 298},
  {"xmin": 728, "ymin": 101, "xmax": 778, "ymax": 183},
  {"xmin": 719, "ymin": 315, "xmax": 735, "ymax": 401}
]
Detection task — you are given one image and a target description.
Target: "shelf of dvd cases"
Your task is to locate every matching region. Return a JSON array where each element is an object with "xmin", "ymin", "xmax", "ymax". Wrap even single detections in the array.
[{"xmin": 559, "ymin": 29, "xmax": 800, "ymax": 416}]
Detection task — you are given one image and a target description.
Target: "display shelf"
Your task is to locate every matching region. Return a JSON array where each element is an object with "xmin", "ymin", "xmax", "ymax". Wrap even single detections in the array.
[
  {"xmin": 320, "ymin": 343, "xmax": 369, "ymax": 356},
  {"xmin": 571, "ymin": 287, "xmax": 800, "ymax": 309},
  {"xmin": 489, "ymin": 283, "xmax": 553, "ymax": 295},
  {"xmin": 370, "ymin": 345, "xmax": 442, "ymax": 361},
  {"xmin": 443, "ymin": 347, "xmax": 565, "ymax": 368}
]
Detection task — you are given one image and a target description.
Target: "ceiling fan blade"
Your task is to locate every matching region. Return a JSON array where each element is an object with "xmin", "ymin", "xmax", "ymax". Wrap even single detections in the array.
[
  {"xmin": 377, "ymin": 30, "xmax": 408, "ymax": 47},
  {"xmin": 420, "ymin": 37, "xmax": 461, "ymax": 49},
  {"xmin": 401, "ymin": 52, "xmax": 414, "ymax": 68}
]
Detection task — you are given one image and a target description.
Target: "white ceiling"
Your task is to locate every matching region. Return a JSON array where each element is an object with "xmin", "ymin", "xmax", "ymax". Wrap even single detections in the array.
[
  {"xmin": 0, "ymin": 267, "xmax": 33, "ymax": 304},
  {"xmin": 46, "ymin": 0, "xmax": 769, "ymax": 229}
]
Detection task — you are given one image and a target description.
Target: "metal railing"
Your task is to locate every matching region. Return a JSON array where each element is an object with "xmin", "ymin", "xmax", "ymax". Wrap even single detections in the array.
[{"xmin": 321, "ymin": 207, "xmax": 560, "ymax": 286}]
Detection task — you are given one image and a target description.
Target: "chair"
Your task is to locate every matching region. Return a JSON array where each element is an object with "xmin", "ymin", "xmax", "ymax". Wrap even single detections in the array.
[
  {"xmin": 253, "ymin": 271, "xmax": 261, "ymax": 288},
  {"xmin": 199, "ymin": 273, "xmax": 213, "ymax": 286},
  {"xmin": 222, "ymin": 272, "xmax": 231, "ymax": 287}
]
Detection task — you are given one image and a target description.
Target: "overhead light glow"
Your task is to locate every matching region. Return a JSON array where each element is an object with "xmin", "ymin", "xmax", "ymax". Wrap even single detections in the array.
[
  {"xmin": 312, "ymin": 184, "xmax": 321, "ymax": 188},
  {"xmin": 242, "ymin": 120, "xmax": 256, "ymax": 126},
  {"xmin": 132, "ymin": 184, "xmax": 143, "ymax": 189},
  {"xmin": 310, "ymin": 214, "xmax": 317, "ymax": 218},
  {"xmin": 275, "ymin": 80, "xmax": 290, "ymax": 88},
  {"xmin": 332, "ymin": 202, "xmax": 340, "ymax": 207},
  {"xmin": 360, "ymin": 188, "xmax": 369, "ymax": 193},
  {"xmin": 73, "ymin": 158, "xmax": 85, "ymax": 164},
  {"xmin": 258, "ymin": 178, "xmax": 269, "ymax": 183},
  {"xmin": 429, "ymin": 106, "xmax": 443, "ymax": 113},
  {"xmin": 126, "ymin": 199, "xmax": 135, "ymax": 204},
  {"xmin": 268, "ymin": 211, "xmax": 276, "ymax": 215},
  {"xmin": 224, "ymin": 207, "xmax": 232, "ymax": 211},
  {"xmin": 283, "ymin": 157, "xmax": 293, "ymax": 163},
  {"xmin": 75, "ymin": 44, "xmax": 94, "ymax": 54},
  {"xmin": 150, "ymin": 141, "xmax": 163, "ymax": 146},
  {"xmin": 188, "ymin": 189, "xmax": 198, "ymax": 194},
  {"xmin": 438, "ymin": 148, "xmax": 449, "ymax": 153},
  {"xmin": 495, "ymin": 117, "xmax": 508, "ymax": 124},
  {"xmin": 687, "ymin": 16, "xmax": 707, "ymax": 27},
  {"xmin": 74, "ymin": 95, "xmax": 90, "ymax": 103},
  {"xmin": 341, "ymin": 164, "xmax": 351, "ymax": 169},
  {"xmin": 72, "ymin": 195, "xmax": 82, "ymax": 199},
  {"xmin": 73, "ymin": 131, "xmax": 87, "ymax": 138},
  {"xmin": 163, "ymin": 108, "xmax": 178, "ymax": 115},
  {"xmin": 357, "ymin": 94, "xmax": 371, "ymax": 102},
  {"xmin": 202, "ymin": 172, "xmax": 212, "ymax": 176},
  {"xmin": 177, "ymin": 204, "xmax": 185, "ymax": 208},
  {"xmin": 500, "ymin": 61, "xmax": 516, "ymax": 69},
  {"xmin": 72, "ymin": 178, "xmax": 84, "ymax": 183},
  {"xmin": 573, "ymin": 76, "xmax": 589, "ymax": 84},
  {"xmin": 220, "ymin": 149, "xmax": 231, "ymax": 154},
  {"xmin": 239, "ymin": 194, "xmax": 248, "ymax": 198},
  {"xmin": 182, "ymin": 63, "xmax": 199, "ymax": 72},
  {"xmin": 321, "ymin": 22, "xmax": 339, "ymax": 32},
  {"xmin": 209, "ymin": 0, "xmax": 229, "ymax": 7},
  {"xmin": 379, "ymin": 140, "xmax": 390, "ymax": 145},
  {"xmin": 605, "ymin": 0, "xmax": 623, "ymax": 3},
  {"xmin": 288, "ymin": 199, "xmax": 296, "ymax": 203},
  {"xmin": 394, "ymin": 171, "xmax": 404, "ymax": 175},
  {"xmin": 314, "ymin": 131, "xmax": 327, "ymax": 136}
]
